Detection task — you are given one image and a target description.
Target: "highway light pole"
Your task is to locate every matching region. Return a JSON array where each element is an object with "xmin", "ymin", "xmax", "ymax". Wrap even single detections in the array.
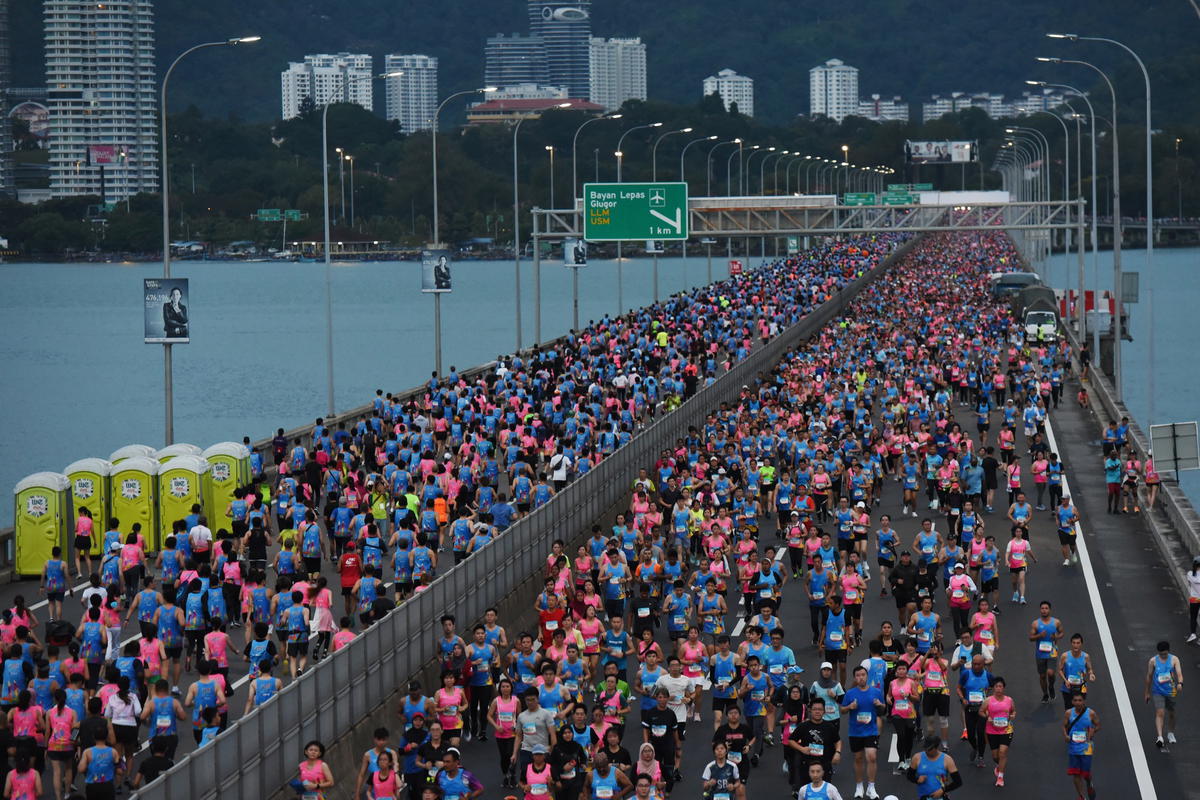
[
  {"xmin": 652, "ymin": 127, "xmax": 692, "ymax": 181},
  {"xmin": 570, "ymin": 113, "xmax": 621, "ymax": 206},
  {"xmin": 160, "ymin": 35, "xmax": 260, "ymax": 443}
]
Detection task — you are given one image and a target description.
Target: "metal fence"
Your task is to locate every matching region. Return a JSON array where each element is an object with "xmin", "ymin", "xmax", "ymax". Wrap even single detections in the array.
[{"xmin": 132, "ymin": 238, "xmax": 915, "ymax": 800}]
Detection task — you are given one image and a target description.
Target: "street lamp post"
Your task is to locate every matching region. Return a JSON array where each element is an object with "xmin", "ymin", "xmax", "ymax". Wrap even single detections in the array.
[
  {"xmin": 706, "ymin": 139, "xmax": 740, "ymax": 196},
  {"xmin": 545, "ymin": 145, "xmax": 556, "ymax": 208},
  {"xmin": 429, "ymin": 85, "xmax": 492, "ymax": 376},
  {"xmin": 159, "ymin": 35, "xmax": 260, "ymax": 443},
  {"xmin": 513, "ymin": 117, "xmax": 528, "ymax": 352},
  {"xmin": 1050, "ymin": 32, "xmax": 1154, "ymax": 423},
  {"xmin": 612, "ymin": 121, "xmax": 663, "ymax": 314},
  {"xmin": 726, "ymin": 146, "xmax": 746, "ymax": 196},
  {"xmin": 345, "ymin": 154, "xmax": 355, "ymax": 228},
  {"xmin": 570, "ymin": 113, "xmax": 621, "ymax": 206},
  {"xmin": 769, "ymin": 151, "xmax": 791, "ymax": 195},
  {"xmin": 335, "ymin": 147, "xmax": 346, "ymax": 224},
  {"xmin": 652, "ymin": 127, "xmax": 692, "ymax": 181},
  {"xmin": 679, "ymin": 134, "xmax": 716, "ymax": 188},
  {"xmin": 1040, "ymin": 55, "xmax": 1123, "ymax": 398}
]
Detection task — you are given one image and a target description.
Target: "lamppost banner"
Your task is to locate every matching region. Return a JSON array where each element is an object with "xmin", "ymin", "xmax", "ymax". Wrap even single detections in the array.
[
  {"xmin": 145, "ymin": 278, "xmax": 190, "ymax": 343},
  {"xmin": 421, "ymin": 249, "xmax": 453, "ymax": 293}
]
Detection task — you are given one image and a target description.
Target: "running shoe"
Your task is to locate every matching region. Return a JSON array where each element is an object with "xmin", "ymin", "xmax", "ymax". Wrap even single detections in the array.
[
  {"xmin": 1167, "ymin": 732, "xmax": 1177, "ymax": 744},
  {"xmin": 1187, "ymin": 633, "xmax": 1197, "ymax": 643},
  {"xmin": 1062, "ymin": 559, "xmax": 1071, "ymax": 566},
  {"xmin": 1155, "ymin": 736, "xmax": 1163, "ymax": 749},
  {"xmin": 961, "ymin": 730, "xmax": 969, "ymax": 741},
  {"xmin": 1012, "ymin": 591, "xmax": 1020, "ymax": 603},
  {"xmin": 996, "ymin": 774, "xmax": 1005, "ymax": 787}
]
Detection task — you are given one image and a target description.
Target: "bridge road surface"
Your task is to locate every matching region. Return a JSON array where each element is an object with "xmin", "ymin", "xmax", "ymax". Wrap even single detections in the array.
[{"xmin": 2, "ymin": 386, "xmax": 1197, "ymax": 795}]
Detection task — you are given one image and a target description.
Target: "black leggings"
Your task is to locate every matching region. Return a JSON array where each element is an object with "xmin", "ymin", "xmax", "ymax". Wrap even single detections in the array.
[
  {"xmin": 468, "ymin": 685, "xmax": 493, "ymax": 736},
  {"xmin": 964, "ymin": 703, "xmax": 987, "ymax": 754},
  {"xmin": 1190, "ymin": 601, "xmax": 1199, "ymax": 635},
  {"xmin": 809, "ymin": 605, "xmax": 827, "ymax": 641},
  {"xmin": 950, "ymin": 606, "xmax": 970, "ymax": 638},
  {"xmin": 496, "ymin": 735, "xmax": 515, "ymax": 777},
  {"xmin": 892, "ymin": 715, "xmax": 917, "ymax": 762}
]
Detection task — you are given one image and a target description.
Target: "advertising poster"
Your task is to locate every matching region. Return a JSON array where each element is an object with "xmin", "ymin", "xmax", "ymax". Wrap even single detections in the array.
[
  {"xmin": 144, "ymin": 277, "xmax": 190, "ymax": 343},
  {"xmin": 421, "ymin": 249, "xmax": 452, "ymax": 293},
  {"xmin": 563, "ymin": 238, "xmax": 587, "ymax": 267}
]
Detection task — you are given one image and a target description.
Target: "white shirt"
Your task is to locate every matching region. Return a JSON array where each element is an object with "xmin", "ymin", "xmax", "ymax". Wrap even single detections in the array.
[
  {"xmin": 655, "ymin": 674, "xmax": 692, "ymax": 722},
  {"xmin": 188, "ymin": 524, "xmax": 212, "ymax": 551},
  {"xmin": 952, "ymin": 642, "xmax": 994, "ymax": 667},
  {"xmin": 80, "ymin": 586, "xmax": 107, "ymax": 610},
  {"xmin": 104, "ymin": 693, "xmax": 142, "ymax": 727},
  {"xmin": 1186, "ymin": 569, "xmax": 1200, "ymax": 602},
  {"xmin": 550, "ymin": 453, "xmax": 572, "ymax": 482}
]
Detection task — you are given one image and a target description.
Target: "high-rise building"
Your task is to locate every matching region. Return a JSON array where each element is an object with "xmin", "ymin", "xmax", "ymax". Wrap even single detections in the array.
[
  {"xmin": 484, "ymin": 33, "xmax": 549, "ymax": 89},
  {"xmin": 384, "ymin": 54, "xmax": 437, "ymax": 134},
  {"xmin": 809, "ymin": 59, "xmax": 859, "ymax": 122},
  {"xmin": 45, "ymin": 0, "xmax": 157, "ymax": 200},
  {"xmin": 588, "ymin": 37, "xmax": 645, "ymax": 111},
  {"xmin": 280, "ymin": 53, "xmax": 374, "ymax": 120},
  {"xmin": 857, "ymin": 94, "xmax": 909, "ymax": 123},
  {"xmin": 528, "ymin": 1, "xmax": 592, "ymax": 98},
  {"xmin": 0, "ymin": 0, "xmax": 13, "ymax": 196},
  {"xmin": 702, "ymin": 68, "xmax": 754, "ymax": 117}
]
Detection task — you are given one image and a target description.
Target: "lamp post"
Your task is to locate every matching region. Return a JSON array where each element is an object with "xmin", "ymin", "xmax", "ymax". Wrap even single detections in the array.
[
  {"xmin": 801, "ymin": 156, "xmax": 820, "ymax": 194},
  {"xmin": 768, "ymin": 151, "xmax": 790, "ymax": 195},
  {"xmin": 159, "ymin": 35, "xmax": 260, "ymax": 443},
  {"xmin": 679, "ymin": 134, "xmax": 717, "ymax": 189},
  {"xmin": 429, "ymin": 85, "xmax": 492, "ymax": 376},
  {"xmin": 727, "ymin": 145, "xmax": 747, "ymax": 196},
  {"xmin": 1031, "ymin": 78, "xmax": 1101, "ymax": 354},
  {"xmin": 335, "ymin": 147, "xmax": 346, "ymax": 224},
  {"xmin": 1040, "ymin": 55, "xmax": 1123, "ymax": 398},
  {"xmin": 570, "ymin": 112, "xmax": 621, "ymax": 206},
  {"xmin": 1007, "ymin": 125, "xmax": 1053, "ymax": 261},
  {"xmin": 345, "ymin": 154, "xmax": 355, "ymax": 228},
  {"xmin": 745, "ymin": 146, "xmax": 774, "ymax": 195},
  {"xmin": 1049, "ymin": 32, "xmax": 1154, "ymax": 423},
  {"xmin": 613, "ymin": 121, "xmax": 662, "ymax": 314},
  {"xmin": 706, "ymin": 139, "xmax": 740, "ymax": 196},
  {"xmin": 652, "ymin": 127, "xmax": 692, "ymax": 180},
  {"xmin": 1033, "ymin": 112, "xmax": 1073, "ymax": 249},
  {"xmin": 615, "ymin": 122, "xmax": 663, "ymax": 181},
  {"xmin": 545, "ymin": 145, "xmax": 556, "ymax": 208}
]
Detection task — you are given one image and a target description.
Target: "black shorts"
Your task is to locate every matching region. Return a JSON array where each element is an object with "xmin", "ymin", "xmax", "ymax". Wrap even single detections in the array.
[
  {"xmin": 1057, "ymin": 530, "xmax": 1076, "ymax": 546},
  {"xmin": 47, "ymin": 592, "xmax": 64, "ymax": 603},
  {"xmin": 114, "ymin": 724, "xmax": 139, "ymax": 746},
  {"xmin": 981, "ymin": 578, "xmax": 998, "ymax": 593},
  {"xmin": 165, "ymin": 645, "xmax": 183, "ymax": 660},
  {"xmin": 711, "ymin": 697, "xmax": 739, "ymax": 713},
  {"xmin": 770, "ymin": 686, "xmax": 788, "ymax": 706},
  {"xmin": 303, "ymin": 556, "xmax": 322, "ymax": 574},
  {"xmin": 1009, "ymin": 566, "xmax": 1025, "ymax": 575},
  {"xmin": 850, "ymin": 735, "xmax": 879, "ymax": 753},
  {"xmin": 823, "ymin": 649, "xmax": 847, "ymax": 664},
  {"xmin": 987, "ymin": 732, "xmax": 1013, "ymax": 749},
  {"xmin": 516, "ymin": 503, "xmax": 531, "ymax": 514},
  {"xmin": 341, "ymin": 586, "xmax": 354, "ymax": 597},
  {"xmin": 845, "ymin": 604, "xmax": 862, "ymax": 622},
  {"xmin": 47, "ymin": 749, "xmax": 75, "ymax": 762},
  {"xmin": 921, "ymin": 691, "xmax": 950, "ymax": 717},
  {"xmin": 837, "ymin": 539, "xmax": 855, "ymax": 553},
  {"xmin": 894, "ymin": 594, "xmax": 913, "ymax": 610},
  {"xmin": 1036, "ymin": 657, "xmax": 1055, "ymax": 675},
  {"xmin": 75, "ymin": 535, "xmax": 93, "ymax": 553},
  {"xmin": 287, "ymin": 641, "xmax": 309, "ymax": 657},
  {"xmin": 877, "ymin": 558, "xmax": 895, "ymax": 569}
]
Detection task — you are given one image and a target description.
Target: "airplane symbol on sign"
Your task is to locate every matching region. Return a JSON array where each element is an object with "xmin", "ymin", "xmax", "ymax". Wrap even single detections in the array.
[{"xmin": 649, "ymin": 189, "xmax": 666, "ymax": 207}]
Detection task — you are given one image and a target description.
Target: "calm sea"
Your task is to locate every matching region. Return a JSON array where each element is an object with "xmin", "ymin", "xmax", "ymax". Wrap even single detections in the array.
[
  {"xmin": 2, "ymin": 244, "xmax": 1194, "ymax": 526},
  {"xmin": 1041, "ymin": 245, "xmax": 1200, "ymax": 502},
  {"xmin": 0, "ymin": 252, "xmax": 738, "ymax": 525}
]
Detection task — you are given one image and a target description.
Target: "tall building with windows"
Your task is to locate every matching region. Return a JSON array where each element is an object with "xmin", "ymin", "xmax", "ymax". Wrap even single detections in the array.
[
  {"xmin": 702, "ymin": 68, "xmax": 753, "ymax": 116},
  {"xmin": 809, "ymin": 59, "xmax": 859, "ymax": 122},
  {"xmin": 44, "ymin": 0, "xmax": 157, "ymax": 199},
  {"xmin": 484, "ymin": 33, "xmax": 549, "ymax": 89},
  {"xmin": 527, "ymin": 1, "xmax": 591, "ymax": 98},
  {"xmin": 280, "ymin": 53, "xmax": 374, "ymax": 120},
  {"xmin": 857, "ymin": 94, "xmax": 909, "ymax": 122},
  {"xmin": 588, "ymin": 37, "xmax": 645, "ymax": 111},
  {"xmin": 0, "ymin": 0, "xmax": 13, "ymax": 196},
  {"xmin": 384, "ymin": 54, "xmax": 437, "ymax": 134}
]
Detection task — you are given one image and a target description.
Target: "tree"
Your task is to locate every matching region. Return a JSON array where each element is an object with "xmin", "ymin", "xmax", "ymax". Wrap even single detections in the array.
[{"xmin": 297, "ymin": 95, "xmax": 317, "ymax": 120}]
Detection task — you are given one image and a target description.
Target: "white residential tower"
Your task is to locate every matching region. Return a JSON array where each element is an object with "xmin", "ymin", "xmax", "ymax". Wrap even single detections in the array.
[
  {"xmin": 384, "ymin": 54, "xmax": 437, "ymax": 134},
  {"xmin": 588, "ymin": 37, "xmax": 646, "ymax": 111},
  {"xmin": 702, "ymin": 68, "xmax": 753, "ymax": 117},
  {"xmin": 281, "ymin": 53, "xmax": 374, "ymax": 120}
]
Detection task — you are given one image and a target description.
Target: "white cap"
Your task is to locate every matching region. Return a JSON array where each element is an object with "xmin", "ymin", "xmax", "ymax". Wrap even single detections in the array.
[{"xmin": 820, "ymin": 661, "xmax": 833, "ymax": 670}]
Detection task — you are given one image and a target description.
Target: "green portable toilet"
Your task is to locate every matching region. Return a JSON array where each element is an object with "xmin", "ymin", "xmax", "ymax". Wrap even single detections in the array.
[
  {"xmin": 13, "ymin": 472, "xmax": 71, "ymax": 578},
  {"xmin": 109, "ymin": 444, "xmax": 155, "ymax": 464},
  {"xmin": 154, "ymin": 444, "xmax": 202, "ymax": 463},
  {"xmin": 109, "ymin": 457, "xmax": 159, "ymax": 554},
  {"xmin": 202, "ymin": 442, "xmax": 251, "ymax": 522},
  {"xmin": 64, "ymin": 458, "xmax": 113, "ymax": 558},
  {"xmin": 157, "ymin": 455, "xmax": 209, "ymax": 551}
]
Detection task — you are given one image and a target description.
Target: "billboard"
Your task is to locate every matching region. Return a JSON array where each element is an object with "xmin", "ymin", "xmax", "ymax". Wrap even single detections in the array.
[
  {"xmin": 905, "ymin": 140, "xmax": 977, "ymax": 164},
  {"xmin": 144, "ymin": 278, "xmax": 190, "ymax": 343},
  {"xmin": 728, "ymin": 259, "xmax": 743, "ymax": 275},
  {"xmin": 88, "ymin": 144, "xmax": 119, "ymax": 165},
  {"xmin": 421, "ymin": 249, "xmax": 452, "ymax": 293},
  {"xmin": 563, "ymin": 238, "xmax": 587, "ymax": 267}
]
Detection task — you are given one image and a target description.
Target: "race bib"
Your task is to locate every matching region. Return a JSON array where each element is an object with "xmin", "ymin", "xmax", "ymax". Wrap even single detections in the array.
[
  {"xmin": 637, "ymin": 607, "xmax": 650, "ymax": 618},
  {"xmin": 759, "ymin": 588, "xmax": 773, "ymax": 598},
  {"xmin": 980, "ymin": 629, "xmax": 993, "ymax": 641},
  {"xmin": 532, "ymin": 785, "xmax": 549, "ymax": 795},
  {"xmin": 1071, "ymin": 730, "xmax": 1087, "ymax": 744},
  {"xmin": 809, "ymin": 743, "xmax": 824, "ymax": 756},
  {"xmin": 545, "ymin": 620, "xmax": 559, "ymax": 630},
  {"xmin": 651, "ymin": 724, "xmax": 668, "ymax": 737},
  {"xmin": 751, "ymin": 690, "xmax": 765, "ymax": 701},
  {"xmin": 156, "ymin": 714, "xmax": 172, "ymax": 730},
  {"xmin": 951, "ymin": 590, "xmax": 965, "ymax": 601},
  {"xmin": 596, "ymin": 787, "xmax": 614, "ymax": 799},
  {"xmin": 499, "ymin": 711, "xmax": 514, "ymax": 723},
  {"xmin": 968, "ymin": 691, "xmax": 984, "ymax": 704},
  {"xmin": 585, "ymin": 637, "xmax": 599, "ymax": 648},
  {"xmin": 992, "ymin": 715, "xmax": 1009, "ymax": 728},
  {"xmin": 769, "ymin": 664, "xmax": 783, "ymax": 674},
  {"xmin": 672, "ymin": 615, "xmax": 686, "ymax": 628},
  {"xmin": 523, "ymin": 722, "xmax": 537, "ymax": 734},
  {"xmin": 1038, "ymin": 641, "xmax": 1053, "ymax": 654},
  {"xmin": 894, "ymin": 699, "xmax": 910, "ymax": 713},
  {"xmin": 829, "ymin": 631, "xmax": 843, "ymax": 643},
  {"xmin": 855, "ymin": 711, "xmax": 872, "ymax": 724},
  {"xmin": 844, "ymin": 589, "xmax": 858, "ymax": 601}
]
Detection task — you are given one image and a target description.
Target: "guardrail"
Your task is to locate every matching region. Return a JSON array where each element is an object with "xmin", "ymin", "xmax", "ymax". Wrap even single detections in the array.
[{"xmin": 130, "ymin": 237, "xmax": 916, "ymax": 799}]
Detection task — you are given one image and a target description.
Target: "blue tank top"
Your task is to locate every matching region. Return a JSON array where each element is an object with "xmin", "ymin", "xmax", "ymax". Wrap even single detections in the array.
[
  {"xmin": 915, "ymin": 751, "xmax": 947, "ymax": 795},
  {"xmin": 159, "ymin": 606, "xmax": 182, "ymax": 646},
  {"xmin": 803, "ymin": 783, "xmax": 834, "ymax": 800},
  {"xmin": 254, "ymin": 676, "xmax": 278, "ymax": 706},
  {"xmin": 358, "ymin": 578, "xmax": 378, "ymax": 611},
  {"xmin": 0, "ymin": 659, "xmax": 23, "ymax": 703},
  {"xmin": 711, "ymin": 652, "xmax": 737, "ymax": 698},
  {"xmin": 591, "ymin": 768, "xmax": 619, "ymax": 800},
  {"xmin": 402, "ymin": 695, "xmax": 428, "ymax": 729},
  {"xmin": 192, "ymin": 679, "xmax": 217, "ymax": 726},
  {"xmin": 1150, "ymin": 655, "xmax": 1176, "ymax": 696},
  {"xmin": 45, "ymin": 560, "xmax": 66, "ymax": 592},
  {"xmin": 1066, "ymin": 707, "xmax": 1095, "ymax": 755},
  {"xmin": 86, "ymin": 745, "xmax": 116, "ymax": 783},
  {"xmin": 744, "ymin": 672, "xmax": 769, "ymax": 716},
  {"xmin": 81, "ymin": 622, "xmax": 104, "ymax": 661},
  {"xmin": 31, "ymin": 677, "xmax": 53, "ymax": 710},
  {"xmin": 151, "ymin": 696, "xmax": 177, "ymax": 737},
  {"xmin": 184, "ymin": 593, "xmax": 205, "ymax": 630}
]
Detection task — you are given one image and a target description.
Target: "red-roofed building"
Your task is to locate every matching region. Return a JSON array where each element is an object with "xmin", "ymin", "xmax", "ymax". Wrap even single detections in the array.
[{"xmin": 466, "ymin": 97, "xmax": 603, "ymax": 125}]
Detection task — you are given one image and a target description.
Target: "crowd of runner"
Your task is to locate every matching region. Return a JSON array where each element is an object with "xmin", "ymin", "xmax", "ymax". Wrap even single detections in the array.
[{"xmin": 9, "ymin": 231, "xmax": 1187, "ymax": 800}]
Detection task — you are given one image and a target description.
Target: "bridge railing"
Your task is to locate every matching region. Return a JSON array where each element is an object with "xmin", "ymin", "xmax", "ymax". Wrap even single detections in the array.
[{"xmin": 131, "ymin": 237, "xmax": 917, "ymax": 800}]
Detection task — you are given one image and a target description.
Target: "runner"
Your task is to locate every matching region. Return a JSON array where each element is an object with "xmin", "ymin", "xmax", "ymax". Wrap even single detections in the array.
[
  {"xmin": 981, "ymin": 676, "xmax": 1015, "ymax": 787},
  {"xmin": 1063, "ymin": 693, "xmax": 1099, "ymax": 800},
  {"xmin": 1144, "ymin": 640, "xmax": 1183, "ymax": 749}
]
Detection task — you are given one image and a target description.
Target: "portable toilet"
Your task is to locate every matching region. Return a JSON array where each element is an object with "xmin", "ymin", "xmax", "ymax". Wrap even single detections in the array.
[
  {"xmin": 157, "ymin": 455, "xmax": 209, "ymax": 551},
  {"xmin": 202, "ymin": 443, "xmax": 251, "ymax": 522},
  {"xmin": 154, "ymin": 444, "xmax": 202, "ymax": 463},
  {"xmin": 109, "ymin": 444, "xmax": 155, "ymax": 464},
  {"xmin": 13, "ymin": 472, "xmax": 71, "ymax": 577},
  {"xmin": 64, "ymin": 458, "xmax": 113, "ymax": 558},
  {"xmin": 109, "ymin": 457, "xmax": 159, "ymax": 554}
]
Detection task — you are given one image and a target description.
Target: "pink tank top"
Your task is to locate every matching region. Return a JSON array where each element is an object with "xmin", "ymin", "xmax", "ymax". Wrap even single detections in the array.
[
  {"xmin": 494, "ymin": 695, "xmax": 519, "ymax": 737},
  {"xmin": 139, "ymin": 638, "xmax": 162, "ymax": 672},
  {"xmin": 6, "ymin": 769, "xmax": 37, "ymax": 800},
  {"xmin": 47, "ymin": 706, "xmax": 75, "ymax": 751}
]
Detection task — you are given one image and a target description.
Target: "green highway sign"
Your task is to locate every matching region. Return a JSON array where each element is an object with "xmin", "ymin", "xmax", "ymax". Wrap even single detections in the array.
[
  {"xmin": 583, "ymin": 182, "xmax": 689, "ymax": 241},
  {"xmin": 882, "ymin": 192, "xmax": 918, "ymax": 205},
  {"xmin": 284, "ymin": 209, "xmax": 303, "ymax": 221},
  {"xmin": 913, "ymin": 183, "xmax": 933, "ymax": 191},
  {"xmin": 887, "ymin": 184, "xmax": 911, "ymax": 192},
  {"xmin": 842, "ymin": 193, "xmax": 877, "ymax": 206},
  {"xmin": 256, "ymin": 208, "xmax": 281, "ymax": 222}
]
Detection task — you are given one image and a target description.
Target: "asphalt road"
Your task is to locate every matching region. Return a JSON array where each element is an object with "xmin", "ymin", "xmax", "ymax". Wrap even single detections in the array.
[{"xmin": 2, "ymin": 375, "xmax": 1196, "ymax": 800}]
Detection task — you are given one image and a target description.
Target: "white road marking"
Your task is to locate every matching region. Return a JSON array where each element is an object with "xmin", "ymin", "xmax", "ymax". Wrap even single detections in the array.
[
  {"xmin": 888, "ymin": 732, "xmax": 899, "ymax": 763},
  {"xmin": 1044, "ymin": 418, "xmax": 1158, "ymax": 800}
]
